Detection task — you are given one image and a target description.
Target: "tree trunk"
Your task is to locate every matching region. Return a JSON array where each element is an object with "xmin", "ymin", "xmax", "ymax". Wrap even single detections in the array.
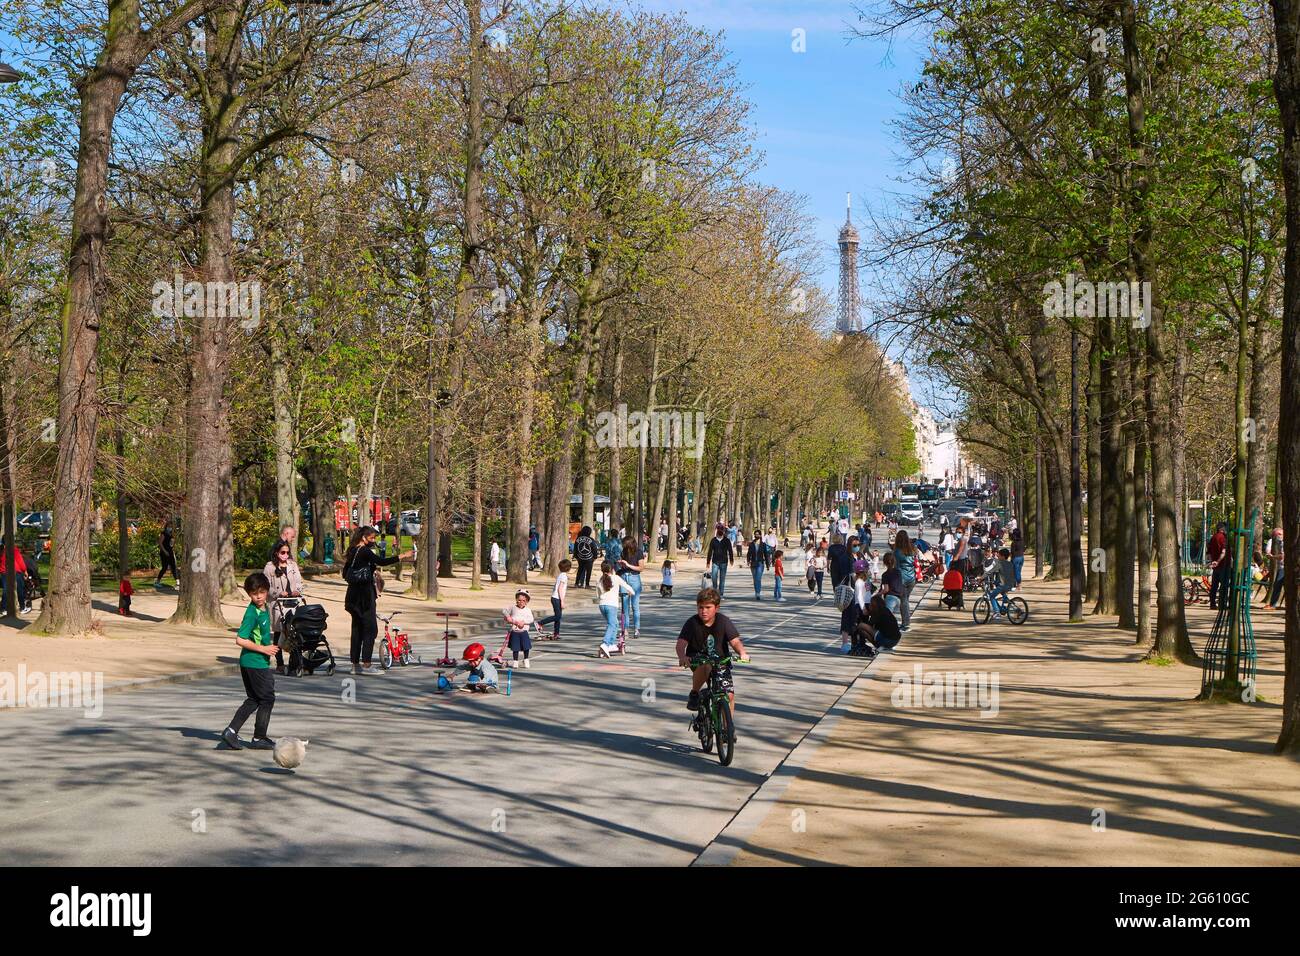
[
  {"xmin": 173, "ymin": 7, "xmax": 243, "ymax": 627},
  {"xmin": 1270, "ymin": 0, "xmax": 1300, "ymax": 752},
  {"xmin": 1086, "ymin": 329, "xmax": 1102, "ymax": 605},
  {"xmin": 1134, "ymin": 417, "xmax": 1153, "ymax": 646},
  {"xmin": 36, "ymin": 57, "xmax": 132, "ymax": 634},
  {"xmin": 271, "ymin": 330, "xmax": 297, "ymax": 532},
  {"xmin": 1119, "ymin": 0, "xmax": 1196, "ymax": 663}
]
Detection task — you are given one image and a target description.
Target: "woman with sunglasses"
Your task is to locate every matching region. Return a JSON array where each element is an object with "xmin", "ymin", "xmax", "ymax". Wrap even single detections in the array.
[{"xmin": 264, "ymin": 541, "xmax": 305, "ymax": 674}]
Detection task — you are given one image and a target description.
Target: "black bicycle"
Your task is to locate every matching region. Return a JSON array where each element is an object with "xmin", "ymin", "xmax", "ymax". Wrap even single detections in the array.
[{"xmin": 687, "ymin": 639, "xmax": 749, "ymax": 767}]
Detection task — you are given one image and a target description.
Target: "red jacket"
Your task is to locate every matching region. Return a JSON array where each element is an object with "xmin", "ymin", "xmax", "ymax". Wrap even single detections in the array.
[
  {"xmin": 0, "ymin": 550, "xmax": 27, "ymax": 575},
  {"xmin": 1208, "ymin": 531, "xmax": 1227, "ymax": 564}
]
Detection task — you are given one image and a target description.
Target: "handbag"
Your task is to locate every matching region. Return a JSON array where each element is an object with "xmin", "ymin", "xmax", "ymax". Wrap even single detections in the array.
[
  {"xmin": 343, "ymin": 554, "xmax": 373, "ymax": 586},
  {"xmin": 834, "ymin": 582, "xmax": 856, "ymax": 611}
]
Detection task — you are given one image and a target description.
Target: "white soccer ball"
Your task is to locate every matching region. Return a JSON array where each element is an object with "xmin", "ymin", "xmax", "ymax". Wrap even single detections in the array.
[{"xmin": 273, "ymin": 736, "xmax": 309, "ymax": 769}]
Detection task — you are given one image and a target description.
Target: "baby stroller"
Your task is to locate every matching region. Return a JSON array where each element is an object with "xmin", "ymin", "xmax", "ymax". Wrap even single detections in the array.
[{"xmin": 278, "ymin": 601, "xmax": 335, "ymax": 677}]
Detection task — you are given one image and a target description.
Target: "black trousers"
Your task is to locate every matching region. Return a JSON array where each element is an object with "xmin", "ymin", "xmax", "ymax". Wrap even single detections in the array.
[
  {"xmin": 349, "ymin": 610, "xmax": 378, "ymax": 665},
  {"xmin": 157, "ymin": 549, "xmax": 178, "ymax": 582},
  {"xmin": 229, "ymin": 666, "xmax": 275, "ymax": 739},
  {"xmin": 575, "ymin": 558, "xmax": 595, "ymax": 587},
  {"xmin": 1209, "ymin": 561, "xmax": 1232, "ymax": 608},
  {"xmin": 538, "ymin": 596, "xmax": 563, "ymax": 636}
]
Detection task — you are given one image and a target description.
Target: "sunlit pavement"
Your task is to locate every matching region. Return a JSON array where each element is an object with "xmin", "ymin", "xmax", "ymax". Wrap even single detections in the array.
[{"xmin": 0, "ymin": 575, "xmax": 882, "ymax": 865}]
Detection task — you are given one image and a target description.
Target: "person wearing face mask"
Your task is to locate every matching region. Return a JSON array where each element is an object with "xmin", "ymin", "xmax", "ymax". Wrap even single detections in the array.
[{"xmin": 264, "ymin": 540, "xmax": 306, "ymax": 675}]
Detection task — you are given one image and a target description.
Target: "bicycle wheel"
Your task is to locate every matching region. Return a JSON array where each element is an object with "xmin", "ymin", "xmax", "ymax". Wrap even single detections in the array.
[
  {"xmin": 1182, "ymin": 578, "xmax": 1197, "ymax": 606},
  {"xmin": 379, "ymin": 640, "xmax": 393, "ymax": 670},
  {"xmin": 972, "ymin": 596, "xmax": 991, "ymax": 624},
  {"xmin": 1006, "ymin": 597, "xmax": 1029, "ymax": 625},
  {"xmin": 697, "ymin": 708, "xmax": 714, "ymax": 753},
  {"xmin": 715, "ymin": 698, "xmax": 735, "ymax": 767}
]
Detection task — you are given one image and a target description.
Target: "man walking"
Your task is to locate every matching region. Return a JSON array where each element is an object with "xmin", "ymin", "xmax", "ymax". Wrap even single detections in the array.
[
  {"xmin": 1207, "ymin": 522, "xmax": 1229, "ymax": 610},
  {"xmin": 707, "ymin": 522, "xmax": 734, "ymax": 596}
]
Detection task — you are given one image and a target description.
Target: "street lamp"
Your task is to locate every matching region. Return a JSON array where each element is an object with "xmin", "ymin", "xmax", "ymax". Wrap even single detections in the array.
[{"xmin": 0, "ymin": 62, "xmax": 21, "ymax": 84}]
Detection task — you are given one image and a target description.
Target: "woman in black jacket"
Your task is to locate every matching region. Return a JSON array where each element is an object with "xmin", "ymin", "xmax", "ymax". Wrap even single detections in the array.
[{"xmin": 341, "ymin": 526, "xmax": 400, "ymax": 674}]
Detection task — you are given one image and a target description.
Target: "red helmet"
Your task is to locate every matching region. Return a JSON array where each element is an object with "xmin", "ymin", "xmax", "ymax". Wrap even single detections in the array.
[{"xmin": 463, "ymin": 643, "xmax": 485, "ymax": 662}]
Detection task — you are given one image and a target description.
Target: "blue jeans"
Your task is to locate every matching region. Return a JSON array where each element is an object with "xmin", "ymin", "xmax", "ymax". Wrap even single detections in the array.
[
  {"xmin": 600, "ymin": 605, "xmax": 620, "ymax": 646},
  {"xmin": 774, "ymin": 575, "xmax": 783, "ymax": 600},
  {"xmin": 1011, "ymin": 555, "xmax": 1024, "ymax": 586},
  {"xmin": 621, "ymin": 572, "xmax": 642, "ymax": 630},
  {"xmin": 711, "ymin": 562, "xmax": 728, "ymax": 595},
  {"xmin": 751, "ymin": 563, "xmax": 764, "ymax": 597}
]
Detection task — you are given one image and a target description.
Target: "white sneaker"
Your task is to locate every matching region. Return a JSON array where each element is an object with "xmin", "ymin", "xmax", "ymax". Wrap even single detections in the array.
[
  {"xmin": 634, "ymin": 628, "xmax": 640, "ymax": 638},
  {"xmin": 522, "ymin": 658, "xmax": 530, "ymax": 669},
  {"xmin": 598, "ymin": 645, "xmax": 610, "ymax": 658}
]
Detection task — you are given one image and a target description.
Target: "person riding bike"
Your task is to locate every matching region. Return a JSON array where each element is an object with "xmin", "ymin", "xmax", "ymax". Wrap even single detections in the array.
[{"xmin": 676, "ymin": 588, "xmax": 749, "ymax": 714}]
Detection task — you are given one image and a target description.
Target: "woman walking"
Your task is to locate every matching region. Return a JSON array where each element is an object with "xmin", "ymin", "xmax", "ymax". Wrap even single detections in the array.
[
  {"xmin": 617, "ymin": 536, "xmax": 645, "ymax": 637},
  {"xmin": 157, "ymin": 519, "xmax": 179, "ymax": 588},
  {"xmin": 1008, "ymin": 527, "xmax": 1025, "ymax": 588},
  {"xmin": 341, "ymin": 526, "xmax": 400, "ymax": 675},
  {"xmin": 264, "ymin": 540, "xmax": 305, "ymax": 675},
  {"xmin": 893, "ymin": 530, "xmax": 917, "ymax": 631}
]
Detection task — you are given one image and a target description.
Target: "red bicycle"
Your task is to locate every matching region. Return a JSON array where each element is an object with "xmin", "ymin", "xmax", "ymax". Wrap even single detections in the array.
[{"xmin": 378, "ymin": 611, "xmax": 420, "ymax": 668}]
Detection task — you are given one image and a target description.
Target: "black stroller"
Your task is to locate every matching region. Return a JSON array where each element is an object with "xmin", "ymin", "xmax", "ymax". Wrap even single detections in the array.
[{"xmin": 277, "ymin": 600, "xmax": 335, "ymax": 677}]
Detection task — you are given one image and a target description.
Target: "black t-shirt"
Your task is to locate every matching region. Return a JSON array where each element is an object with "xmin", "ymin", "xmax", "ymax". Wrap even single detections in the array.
[
  {"xmin": 881, "ymin": 568, "xmax": 903, "ymax": 596},
  {"xmin": 677, "ymin": 611, "xmax": 740, "ymax": 658}
]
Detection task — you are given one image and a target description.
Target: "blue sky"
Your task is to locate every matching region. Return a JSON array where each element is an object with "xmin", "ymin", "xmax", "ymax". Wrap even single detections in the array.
[
  {"xmin": 636, "ymin": 2, "xmax": 925, "ymax": 282},
  {"xmin": 636, "ymin": 1, "xmax": 936, "ymax": 401}
]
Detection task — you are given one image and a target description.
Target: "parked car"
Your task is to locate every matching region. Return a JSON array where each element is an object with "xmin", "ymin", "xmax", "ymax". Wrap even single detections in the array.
[
  {"xmin": 18, "ymin": 511, "xmax": 52, "ymax": 533},
  {"xmin": 385, "ymin": 509, "xmax": 422, "ymax": 537}
]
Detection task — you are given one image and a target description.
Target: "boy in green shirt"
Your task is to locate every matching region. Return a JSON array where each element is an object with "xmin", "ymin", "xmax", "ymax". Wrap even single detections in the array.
[{"xmin": 221, "ymin": 572, "xmax": 278, "ymax": 750}]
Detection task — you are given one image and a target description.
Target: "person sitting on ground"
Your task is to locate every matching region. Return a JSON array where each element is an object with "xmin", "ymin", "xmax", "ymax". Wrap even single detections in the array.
[{"xmin": 457, "ymin": 643, "xmax": 499, "ymax": 693}]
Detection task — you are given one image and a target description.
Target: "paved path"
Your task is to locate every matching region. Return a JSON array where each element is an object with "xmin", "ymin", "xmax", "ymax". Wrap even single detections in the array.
[
  {"xmin": 0, "ymin": 566, "xmax": 889, "ymax": 865},
  {"xmin": 720, "ymin": 576, "xmax": 1300, "ymax": 866}
]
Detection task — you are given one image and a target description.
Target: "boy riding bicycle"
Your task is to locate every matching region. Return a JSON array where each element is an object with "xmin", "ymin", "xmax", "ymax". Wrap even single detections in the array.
[
  {"xmin": 988, "ymin": 548, "xmax": 1015, "ymax": 613},
  {"xmin": 676, "ymin": 588, "xmax": 749, "ymax": 713}
]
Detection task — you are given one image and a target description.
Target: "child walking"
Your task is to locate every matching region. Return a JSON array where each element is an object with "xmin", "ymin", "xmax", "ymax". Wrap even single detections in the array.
[
  {"xmin": 538, "ymin": 559, "xmax": 570, "ymax": 638},
  {"xmin": 221, "ymin": 573, "xmax": 278, "ymax": 751},
  {"xmin": 596, "ymin": 560, "xmax": 635, "ymax": 658},
  {"xmin": 660, "ymin": 559, "xmax": 674, "ymax": 597},
  {"xmin": 118, "ymin": 576, "xmax": 133, "ymax": 616},
  {"xmin": 773, "ymin": 549, "xmax": 785, "ymax": 602}
]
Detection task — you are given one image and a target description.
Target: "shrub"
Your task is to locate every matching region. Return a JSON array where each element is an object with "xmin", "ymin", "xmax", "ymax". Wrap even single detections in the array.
[
  {"xmin": 232, "ymin": 508, "xmax": 281, "ymax": 571},
  {"xmin": 90, "ymin": 520, "xmax": 164, "ymax": 574}
]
